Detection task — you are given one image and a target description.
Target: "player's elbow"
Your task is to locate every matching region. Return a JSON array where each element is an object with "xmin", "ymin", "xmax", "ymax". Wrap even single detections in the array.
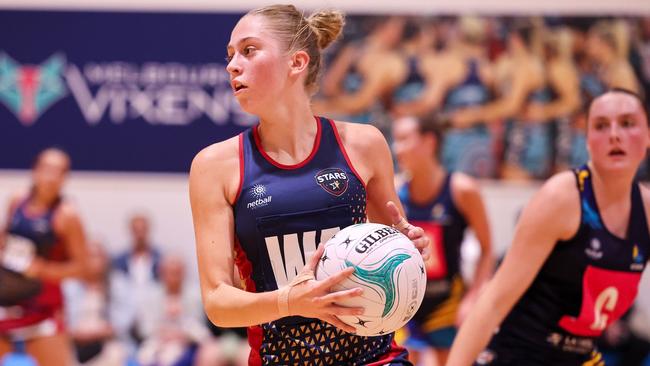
[
  {"xmin": 203, "ymin": 294, "xmax": 230, "ymax": 327},
  {"xmin": 202, "ymin": 284, "xmax": 237, "ymax": 327}
]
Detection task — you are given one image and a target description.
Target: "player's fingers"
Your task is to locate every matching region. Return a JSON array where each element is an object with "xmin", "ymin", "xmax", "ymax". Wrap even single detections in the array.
[
  {"xmin": 318, "ymin": 267, "xmax": 355, "ymax": 289},
  {"xmin": 411, "ymin": 236, "xmax": 429, "ymax": 251},
  {"xmin": 318, "ymin": 287, "xmax": 363, "ymax": 304},
  {"xmin": 385, "ymin": 201, "xmax": 404, "ymax": 226},
  {"xmin": 323, "ymin": 315, "xmax": 356, "ymax": 334},
  {"xmin": 407, "ymin": 226, "xmax": 425, "ymax": 240},
  {"xmin": 306, "ymin": 243, "xmax": 325, "ymax": 271},
  {"xmin": 327, "ymin": 304, "xmax": 365, "ymax": 317},
  {"xmin": 420, "ymin": 247, "xmax": 431, "ymax": 262}
]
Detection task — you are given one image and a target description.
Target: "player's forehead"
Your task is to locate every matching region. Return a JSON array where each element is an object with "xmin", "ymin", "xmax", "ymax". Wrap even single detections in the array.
[
  {"xmin": 227, "ymin": 15, "xmax": 271, "ymax": 50},
  {"xmin": 589, "ymin": 92, "xmax": 644, "ymax": 119}
]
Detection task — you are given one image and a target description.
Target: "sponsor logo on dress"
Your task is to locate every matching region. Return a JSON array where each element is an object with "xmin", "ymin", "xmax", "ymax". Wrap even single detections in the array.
[
  {"xmin": 631, "ymin": 244, "xmax": 645, "ymax": 271},
  {"xmin": 585, "ymin": 238, "xmax": 603, "ymax": 260},
  {"xmin": 246, "ymin": 184, "xmax": 272, "ymax": 209}
]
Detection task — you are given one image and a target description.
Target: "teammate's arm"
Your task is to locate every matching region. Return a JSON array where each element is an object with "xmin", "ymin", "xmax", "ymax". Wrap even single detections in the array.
[
  {"xmin": 392, "ymin": 54, "xmax": 449, "ymax": 118},
  {"xmin": 320, "ymin": 44, "xmax": 357, "ymax": 97},
  {"xmin": 453, "ymin": 64, "xmax": 533, "ymax": 128},
  {"xmin": 451, "ymin": 173, "xmax": 494, "ymax": 325},
  {"xmin": 190, "ymin": 139, "xmax": 362, "ymax": 331},
  {"xmin": 446, "ymin": 172, "xmax": 581, "ymax": 366},
  {"xmin": 535, "ymin": 60, "xmax": 580, "ymax": 120},
  {"xmin": 326, "ymin": 52, "xmax": 405, "ymax": 115},
  {"xmin": 28, "ymin": 203, "xmax": 88, "ymax": 280}
]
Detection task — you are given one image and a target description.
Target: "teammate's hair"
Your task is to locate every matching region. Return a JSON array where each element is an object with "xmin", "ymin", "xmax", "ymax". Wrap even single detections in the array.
[
  {"xmin": 32, "ymin": 147, "xmax": 71, "ymax": 172},
  {"xmin": 589, "ymin": 21, "xmax": 617, "ymax": 51},
  {"xmin": 248, "ymin": 4, "xmax": 345, "ymax": 95},
  {"xmin": 415, "ymin": 114, "xmax": 446, "ymax": 158},
  {"xmin": 587, "ymin": 88, "xmax": 649, "ymax": 126},
  {"xmin": 459, "ymin": 16, "xmax": 486, "ymax": 45},
  {"xmin": 508, "ymin": 19, "xmax": 535, "ymax": 47}
]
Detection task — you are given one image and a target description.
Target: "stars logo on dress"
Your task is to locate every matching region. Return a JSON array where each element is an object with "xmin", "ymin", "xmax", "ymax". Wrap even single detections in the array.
[{"xmin": 314, "ymin": 168, "xmax": 349, "ymax": 196}]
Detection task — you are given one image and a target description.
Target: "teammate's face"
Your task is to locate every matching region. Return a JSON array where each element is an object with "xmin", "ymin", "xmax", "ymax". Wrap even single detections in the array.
[
  {"xmin": 587, "ymin": 92, "xmax": 650, "ymax": 174},
  {"xmin": 226, "ymin": 15, "xmax": 291, "ymax": 115},
  {"xmin": 392, "ymin": 117, "xmax": 434, "ymax": 172},
  {"xmin": 32, "ymin": 150, "xmax": 69, "ymax": 198}
]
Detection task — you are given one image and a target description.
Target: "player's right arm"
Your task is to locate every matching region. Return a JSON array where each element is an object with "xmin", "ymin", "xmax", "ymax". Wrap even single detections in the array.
[
  {"xmin": 190, "ymin": 137, "xmax": 363, "ymax": 331},
  {"xmin": 446, "ymin": 171, "xmax": 581, "ymax": 366}
]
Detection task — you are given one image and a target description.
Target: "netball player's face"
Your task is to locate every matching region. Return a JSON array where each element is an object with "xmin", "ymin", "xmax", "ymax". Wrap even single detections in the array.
[
  {"xmin": 587, "ymin": 93, "xmax": 650, "ymax": 173},
  {"xmin": 392, "ymin": 117, "xmax": 434, "ymax": 171},
  {"xmin": 32, "ymin": 150, "xmax": 69, "ymax": 197},
  {"xmin": 226, "ymin": 15, "xmax": 290, "ymax": 114}
]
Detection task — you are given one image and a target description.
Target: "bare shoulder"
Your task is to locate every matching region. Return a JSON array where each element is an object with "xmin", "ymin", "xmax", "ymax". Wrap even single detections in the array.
[
  {"xmin": 333, "ymin": 121, "xmax": 386, "ymax": 152},
  {"xmin": 190, "ymin": 135, "xmax": 241, "ymax": 204},
  {"xmin": 450, "ymin": 172, "xmax": 481, "ymax": 196},
  {"xmin": 536, "ymin": 171, "xmax": 579, "ymax": 204},
  {"xmin": 332, "ymin": 121, "xmax": 389, "ymax": 184},
  {"xmin": 52, "ymin": 200, "xmax": 83, "ymax": 232}
]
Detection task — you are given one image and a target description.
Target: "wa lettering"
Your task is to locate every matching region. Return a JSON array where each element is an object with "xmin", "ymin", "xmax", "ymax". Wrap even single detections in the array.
[{"xmin": 265, "ymin": 227, "xmax": 338, "ymax": 287}]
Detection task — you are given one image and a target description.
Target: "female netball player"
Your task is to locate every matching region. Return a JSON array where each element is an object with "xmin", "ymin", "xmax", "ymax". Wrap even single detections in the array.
[
  {"xmin": 0, "ymin": 148, "xmax": 88, "ymax": 365},
  {"xmin": 393, "ymin": 115, "xmax": 494, "ymax": 366},
  {"xmin": 446, "ymin": 88, "xmax": 650, "ymax": 365},
  {"xmin": 189, "ymin": 5, "xmax": 429, "ymax": 365}
]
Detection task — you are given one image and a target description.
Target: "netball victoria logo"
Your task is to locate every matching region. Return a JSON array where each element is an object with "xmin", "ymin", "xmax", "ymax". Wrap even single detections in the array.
[
  {"xmin": 0, "ymin": 53, "xmax": 67, "ymax": 125},
  {"xmin": 247, "ymin": 184, "xmax": 272, "ymax": 210}
]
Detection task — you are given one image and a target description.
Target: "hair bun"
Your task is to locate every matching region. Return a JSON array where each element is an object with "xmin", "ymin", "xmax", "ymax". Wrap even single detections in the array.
[{"xmin": 307, "ymin": 10, "xmax": 345, "ymax": 50}]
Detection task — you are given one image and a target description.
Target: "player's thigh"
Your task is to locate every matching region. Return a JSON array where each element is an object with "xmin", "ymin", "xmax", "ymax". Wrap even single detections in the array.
[{"xmin": 27, "ymin": 333, "xmax": 73, "ymax": 366}]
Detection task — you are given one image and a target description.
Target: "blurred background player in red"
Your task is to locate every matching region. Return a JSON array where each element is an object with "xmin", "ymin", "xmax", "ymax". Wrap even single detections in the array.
[{"xmin": 0, "ymin": 147, "xmax": 88, "ymax": 365}]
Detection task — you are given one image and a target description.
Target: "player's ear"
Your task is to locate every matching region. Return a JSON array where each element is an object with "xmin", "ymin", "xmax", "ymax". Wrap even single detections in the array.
[{"xmin": 289, "ymin": 50, "xmax": 310, "ymax": 76}]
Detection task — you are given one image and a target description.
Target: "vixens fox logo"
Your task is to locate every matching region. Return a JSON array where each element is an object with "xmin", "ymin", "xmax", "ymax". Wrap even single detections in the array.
[{"xmin": 0, "ymin": 53, "xmax": 67, "ymax": 125}]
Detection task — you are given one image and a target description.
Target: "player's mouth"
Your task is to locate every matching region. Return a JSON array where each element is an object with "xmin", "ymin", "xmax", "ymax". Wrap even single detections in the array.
[
  {"xmin": 232, "ymin": 80, "xmax": 248, "ymax": 94},
  {"xmin": 608, "ymin": 147, "xmax": 626, "ymax": 157}
]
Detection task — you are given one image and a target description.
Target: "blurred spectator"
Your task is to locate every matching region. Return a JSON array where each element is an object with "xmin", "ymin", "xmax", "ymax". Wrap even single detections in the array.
[
  {"xmin": 63, "ymin": 240, "xmax": 127, "ymax": 366},
  {"xmin": 136, "ymin": 255, "xmax": 210, "ymax": 366},
  {"xmin": 111, "ymin": 213, "xmax": 161, "ymax": 349}
]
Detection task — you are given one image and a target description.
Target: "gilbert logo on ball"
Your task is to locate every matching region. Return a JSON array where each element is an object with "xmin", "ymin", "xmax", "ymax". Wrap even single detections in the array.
[{"xmin": 316, "ymin": 223, "xmax": 426, "ymax": 336}]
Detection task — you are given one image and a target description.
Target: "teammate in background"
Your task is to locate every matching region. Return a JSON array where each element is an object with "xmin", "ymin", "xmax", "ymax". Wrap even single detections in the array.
[
  {"xmin": 391, "ymin": 18, "xmax": 439, "ymax": 115},
  {"xmin": 0, "ymin": 148, "xmax": 88, "ymax": 365},
  {"xmin": 190, "ymin": 5, "xmax": 428, "ymax": 365},
  {"xmin": 392, "ymin": 115, "xmax": 493, "ymax": 366},
  {"xmin": 313, "ymin": 16, "xmax": 406, "ymax": 126},
  {"xmin": 453, "ymin": 21, "xmax": 553, "ymax": 180},
  {"xmin": 447, "ymin": 89, "xmax": 650, "ymax": 365},
  {"xmin": 587, "ymin": 21, "xmax": 642, "ymax": 95},
  {"xmin": 528, "ymin": 27, "xmax": 582, "ymax": 172},
  {"xmin": 409, "ymin": 16, "xmax": 496, "ymax": 178}
]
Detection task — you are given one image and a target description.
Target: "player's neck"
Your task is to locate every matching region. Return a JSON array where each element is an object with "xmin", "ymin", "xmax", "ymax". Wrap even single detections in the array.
[
  {"xmin": 408, "ymin": 160, "xmax": 446, "ymax": 204},
  {"xmin": 589, "ymin": 164, "xmax": 635, "ymax": 204},
  {"xmin": 257, "ymin": 102, "xmax": 318, "ymax": 164}
]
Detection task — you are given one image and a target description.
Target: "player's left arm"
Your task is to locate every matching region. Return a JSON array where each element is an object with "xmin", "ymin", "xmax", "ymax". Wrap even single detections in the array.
[
  {"xmin": 340, "ymin": 121, "xmax": 429, "ymax": 260},
  {"xmin": 451, "ymin": 173, "xmax": 495, "ymax": 325},
  {"xmin": 26, "ymin": 202, "xmax": 88, "ymax": 281}
]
